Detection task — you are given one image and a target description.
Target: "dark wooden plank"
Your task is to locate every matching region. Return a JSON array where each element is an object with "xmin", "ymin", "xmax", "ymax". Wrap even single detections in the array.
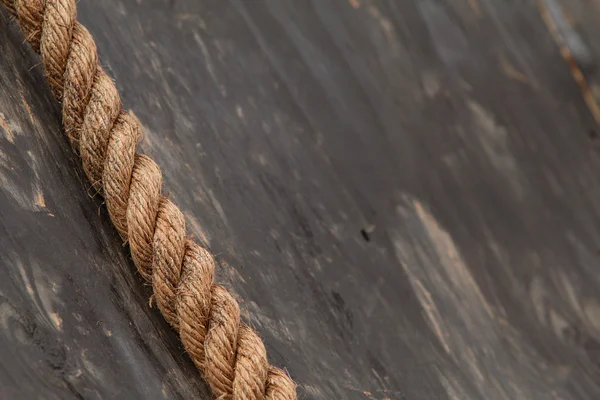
[{"xmin": 3, "ymin": 0, "xmax": 600, "ymax": 399}]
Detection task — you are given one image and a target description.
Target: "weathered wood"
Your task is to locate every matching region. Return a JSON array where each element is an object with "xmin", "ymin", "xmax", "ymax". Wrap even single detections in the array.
[{"xmin": 2, "ymin": 0, "xmax": 600, "ymax": 399}]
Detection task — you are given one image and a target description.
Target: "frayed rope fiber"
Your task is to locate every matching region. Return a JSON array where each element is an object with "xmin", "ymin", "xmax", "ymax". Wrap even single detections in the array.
[{"xmin": 1, "ymin": 0, "xmax": 297, "ymax": 398}]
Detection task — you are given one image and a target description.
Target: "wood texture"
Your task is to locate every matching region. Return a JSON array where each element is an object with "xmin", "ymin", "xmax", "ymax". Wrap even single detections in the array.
[{"xmin": 2, "ymin": 0, "xmax": 600, "ymax": 399}]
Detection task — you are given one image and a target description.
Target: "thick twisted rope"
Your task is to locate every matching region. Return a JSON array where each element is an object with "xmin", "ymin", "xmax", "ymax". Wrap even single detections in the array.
[{"xmin": 1, "ymin": 1, "xmax": 297, "ymax": 398}]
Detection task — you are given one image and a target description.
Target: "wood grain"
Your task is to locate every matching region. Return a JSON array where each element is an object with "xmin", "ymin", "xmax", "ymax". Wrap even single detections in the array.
[{"xmin": 2, "ymin": 0, "xmax": 600, "ymax": 399}]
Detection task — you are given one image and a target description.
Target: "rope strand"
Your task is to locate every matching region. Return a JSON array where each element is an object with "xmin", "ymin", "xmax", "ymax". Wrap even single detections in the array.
[{"xmin": 1, "ymin": 1, "xmax": 296, "ymax": 398}]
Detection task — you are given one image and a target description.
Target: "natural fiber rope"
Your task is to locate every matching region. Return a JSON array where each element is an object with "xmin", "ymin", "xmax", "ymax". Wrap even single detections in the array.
[{"xmin": 1, "ymin": 1, "xmax": 297, "ymax": 399}]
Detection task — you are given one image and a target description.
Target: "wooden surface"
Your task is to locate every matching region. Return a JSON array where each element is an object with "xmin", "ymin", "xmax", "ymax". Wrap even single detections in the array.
[{"xmin": 3, "ymin": 0, "xmax": 600, "ymax": 399}]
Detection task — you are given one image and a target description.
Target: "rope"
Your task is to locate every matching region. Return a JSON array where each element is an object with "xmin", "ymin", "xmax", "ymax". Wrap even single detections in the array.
[{"xmin": 1, "ymin": 1, "xmax": 297, "ymax": 399}]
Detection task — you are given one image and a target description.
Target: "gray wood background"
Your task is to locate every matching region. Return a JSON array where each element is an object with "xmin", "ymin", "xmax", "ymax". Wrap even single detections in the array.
[{"xmin": 2, "ymin": 0, "xmax": 600, "ymax": 399}]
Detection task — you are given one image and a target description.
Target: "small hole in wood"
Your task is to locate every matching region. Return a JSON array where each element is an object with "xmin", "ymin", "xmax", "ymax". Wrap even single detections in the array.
[{"xmin": 360, "ymin": 229, "xmax": 370, "ymax": 242}]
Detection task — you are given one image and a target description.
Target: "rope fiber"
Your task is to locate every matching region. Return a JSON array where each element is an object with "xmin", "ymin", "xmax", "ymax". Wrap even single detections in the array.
[{"xmin": 1, "ymin": 1, "xmax": 297, "ymax": 399}]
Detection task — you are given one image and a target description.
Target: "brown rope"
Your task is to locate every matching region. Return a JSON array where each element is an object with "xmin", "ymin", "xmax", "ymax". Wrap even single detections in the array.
[{"xmin": 1, "ymin": 1, "xmax": 297, "ymax": 398}]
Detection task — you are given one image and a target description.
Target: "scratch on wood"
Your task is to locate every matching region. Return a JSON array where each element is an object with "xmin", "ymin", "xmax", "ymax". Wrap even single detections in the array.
[
  {"xmin": 236, "ymin": 105, "xmax": 245, "ymax": 121},
  {"xmin": 367, "ymin": 6, "xmax": 395, "ymax": 39},
  {"xmin": 390, "ymin": 195, "xmax": 565, "ymax": 399},
  {"xmin": 33, "ymin": 190, "xmax": 46, "ymax": 209},
  {"xmin": 411, "ymin": 199, "xmax": 496, "ymax": 320},
  {"xmin": 19, "ymin": 91, "xmax": 34, "ymax": 124},
  {"xmin": 499, "ymin": 54, "xmax": 531, "ymax": 85},
  {"xmin": 467, "ymin": 100, "xmax": 524, "ymax": 197},
  {"xmin": 413, "ymin": 279, "xmax": 452, "ymax": 354},
  {"xmin": 348, "ymin": 0, "xmax": 360, "ymax": 9},
  {"xmin": 193, "ymin": 32, "xmax": 221, "ymax": 90},
  {"xmin": 0, "ymin": 113, "xmax": 14, "ymax": 143},
  {"xmin": 468, "ymin": 0, "xmax": 482, "ymax": 19},
  {"xmin": 421, "ymin": 71, "xmax": 442, "ymax": 98},
  {"xmin": 182, "ymin": 213, "xmax": 211, "ymax": 245},
  {"xmin": 49, "ymin": 312, "xmax": 62, "ymax": 331}
]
